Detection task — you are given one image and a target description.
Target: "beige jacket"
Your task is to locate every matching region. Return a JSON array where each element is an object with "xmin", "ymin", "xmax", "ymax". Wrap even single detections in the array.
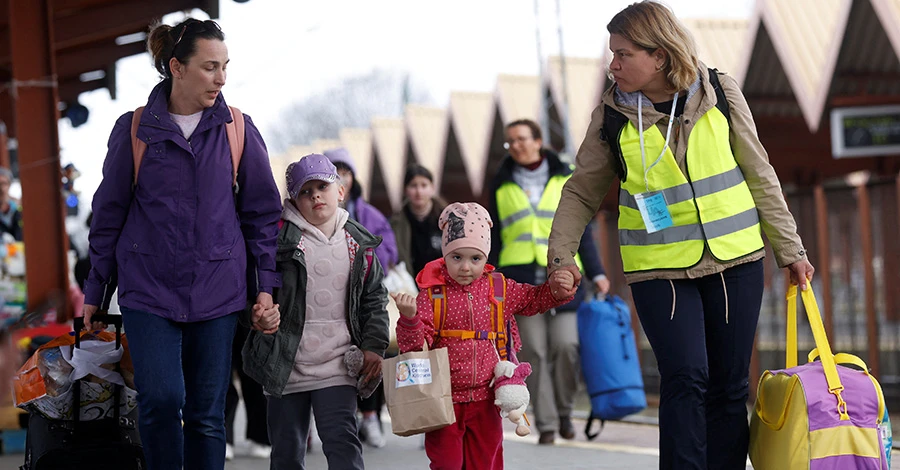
[{"xmin": 547, "ymin": 63, "xmax": 807, "ymax": 284}]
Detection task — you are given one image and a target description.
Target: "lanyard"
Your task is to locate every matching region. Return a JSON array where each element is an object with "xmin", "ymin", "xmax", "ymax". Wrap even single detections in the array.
[{"xmin": 637, "ymin": 92, "xmax": 679, "ymax": 193}]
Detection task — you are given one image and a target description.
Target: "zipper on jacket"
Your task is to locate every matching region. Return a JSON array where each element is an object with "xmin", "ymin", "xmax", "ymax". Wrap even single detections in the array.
[{"xmin": 467, "ymin": 290, "xmax": 476, "ymax": 402}]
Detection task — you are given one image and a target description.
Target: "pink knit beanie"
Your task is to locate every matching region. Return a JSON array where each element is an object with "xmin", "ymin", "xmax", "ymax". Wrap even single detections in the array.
[{"xmin": 439, "ymin": 202, "xmax": 492, "ymax": 257}]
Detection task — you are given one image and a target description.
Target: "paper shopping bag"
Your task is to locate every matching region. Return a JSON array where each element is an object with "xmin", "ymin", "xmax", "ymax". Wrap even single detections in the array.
[{"xmin": 382, "ymin": 342, "xmax": 455, "ymax": 436}]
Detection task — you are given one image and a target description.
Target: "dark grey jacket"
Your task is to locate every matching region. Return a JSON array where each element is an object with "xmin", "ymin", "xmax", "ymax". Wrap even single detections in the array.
[{"xmin": 242, "ymin": 218, "xmax": 390, "ymax": 397}]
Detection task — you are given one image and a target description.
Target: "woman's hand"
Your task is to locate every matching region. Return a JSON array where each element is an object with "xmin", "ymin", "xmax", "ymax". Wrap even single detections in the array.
[
  {"xmin": 391, "ymin": 292, "xmax": 417, "ymax": 319},
  {"xmin": 252, "ymin": 302, "xmax": 280, "ymax": 334},
  {"xmin": 81, "ymin": 304, "xmax": 108, "ymax": 331},
  {"xmin": 787, "ymin": 259, "xmax": 815, "ymax": 291},
  {"xmin": 594, "ymin": 276, "xmax": 611, "ymax": 296}
]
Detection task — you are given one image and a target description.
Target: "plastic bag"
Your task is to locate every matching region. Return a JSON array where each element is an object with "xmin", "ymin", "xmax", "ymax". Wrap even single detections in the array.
[
  {"xmin": 14, "ymin": 330, "xmax": 137, "ymax": 420},
  {"xmin": 383, "ymin": 262, "xmax": 418, "ymax": 295}
]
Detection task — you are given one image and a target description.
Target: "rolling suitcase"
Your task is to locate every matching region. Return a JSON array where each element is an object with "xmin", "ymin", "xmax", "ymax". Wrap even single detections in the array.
[
  {"xmin": 22, "ymin": 314, "xmax": 144, "ymax": 470},
  {"xmin": 577, "ymin": 295, "xmax": 647, "ymax": 439}
]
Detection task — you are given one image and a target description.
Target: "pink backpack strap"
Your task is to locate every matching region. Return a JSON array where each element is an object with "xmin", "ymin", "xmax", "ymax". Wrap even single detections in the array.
[
  {"xmin": 131, "ymin": 106, "xmax": 245, "ymax": 189},
  {"xmin": 226, "ymin": 106, "xmax": 245, "ymax": 189},
  {"xmin": 131, "ymin": 107, "xmax": 146, "ymax": 186}
]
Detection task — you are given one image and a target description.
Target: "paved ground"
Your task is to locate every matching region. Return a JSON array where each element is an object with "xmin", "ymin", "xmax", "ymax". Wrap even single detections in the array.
[{"xmin": 3, "ymin": 400, "xmax": 896, "ymax": 469}]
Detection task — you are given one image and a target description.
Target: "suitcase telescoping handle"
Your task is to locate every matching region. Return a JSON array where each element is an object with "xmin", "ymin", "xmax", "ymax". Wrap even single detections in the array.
[
  {"xmin": 73, "ymin": 314, "xmax": 123, "ymax": 349},
  {"xmin": 71, "ymin": 313, "xmax": 124, "ymax": 425}
]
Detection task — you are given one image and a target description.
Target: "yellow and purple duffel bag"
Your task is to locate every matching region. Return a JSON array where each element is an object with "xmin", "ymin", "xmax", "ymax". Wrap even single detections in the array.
[{"xmin": 750, "ymin": 285, "xmax": 889, "ymax": 470}]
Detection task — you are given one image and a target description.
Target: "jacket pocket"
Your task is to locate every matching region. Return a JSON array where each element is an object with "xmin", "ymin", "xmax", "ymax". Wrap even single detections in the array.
[
  {"xmin": 245, "ymin": 331, "xmax": 277, "ymax": 371},
  {"xmin": 208, "ymin": 236, "xmax": 239, "ymax": 261}
]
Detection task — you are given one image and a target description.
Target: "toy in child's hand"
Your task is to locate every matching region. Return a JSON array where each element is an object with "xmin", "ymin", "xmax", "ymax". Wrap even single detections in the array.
[
  {"xmin": 344, "ymin": 345, "xmax": 381, "ymax": 399},
  {"xmin": 491, "ymin": 360, "xmax": 533, "ymax": 437}
]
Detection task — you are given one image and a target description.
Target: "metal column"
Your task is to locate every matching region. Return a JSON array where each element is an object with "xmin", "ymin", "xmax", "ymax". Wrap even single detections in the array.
[{"xmin": 9, "ymin": 0, "xmax": 70, "ymax": 320}]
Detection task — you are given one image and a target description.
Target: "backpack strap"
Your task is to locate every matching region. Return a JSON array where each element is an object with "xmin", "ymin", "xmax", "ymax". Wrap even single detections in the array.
[
  {"xmin": 131, "ymin": 107, "xmax": 147, "ymax": 187},
  {"xmin": 429, "ymin": 275, "xmax": 508, "ymax": 359},
  {"xmin": 131, "ymin": 106, "xmax": 245, "ymax": 189},
  {"xmin": 600, "ymin": 105, "xmax": 629, "ymax": 181},
  {"xmin": 489, "ymin": 272, "xmax": 508, "ymax": 360},
  {"xmin": 600, "ymin": 68, "xmax": 731, "ymax": 183},
  {"xmin": 226, "ymin": 106, "xmax": 245, "ymax": 191},
  {"xmin": 430, "ymin": 285, "xmax": 447, "ymax": 334},
  {"xmin": 707, "ymin": 68, "xmax": 731, "ymax": 124}
]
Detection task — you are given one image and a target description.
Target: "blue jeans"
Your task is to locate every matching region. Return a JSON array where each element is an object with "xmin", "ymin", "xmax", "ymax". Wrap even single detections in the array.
[{"xmin": 121, "ymin": 307, "xmax": 237, "ymax": 470}]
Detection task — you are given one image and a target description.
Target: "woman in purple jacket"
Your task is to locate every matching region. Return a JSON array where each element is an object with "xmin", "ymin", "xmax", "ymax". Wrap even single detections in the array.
[{"xmin": 82, "ymin": 19, "xmax": 282, "ymax": 470}]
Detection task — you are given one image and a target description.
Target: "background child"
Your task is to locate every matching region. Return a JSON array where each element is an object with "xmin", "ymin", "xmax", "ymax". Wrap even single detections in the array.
[
  {"xmin": 392, "ymin": 202, "xmax": 575, "ymax": 470},
  {"xmin": 242, "ymin": 153, "xmax": 390, "ymax": 469}
]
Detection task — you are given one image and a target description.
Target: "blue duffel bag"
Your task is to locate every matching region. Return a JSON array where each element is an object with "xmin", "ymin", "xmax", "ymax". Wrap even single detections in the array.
[{"xmin": 577, "ymin": 295, "xmax": 646, "ymax": 439}]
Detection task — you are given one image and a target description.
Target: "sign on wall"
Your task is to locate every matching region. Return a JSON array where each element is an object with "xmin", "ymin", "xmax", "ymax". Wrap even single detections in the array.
[{"xmin": 831, "ymin": 105, "xmax": 900, "ymax": 158}]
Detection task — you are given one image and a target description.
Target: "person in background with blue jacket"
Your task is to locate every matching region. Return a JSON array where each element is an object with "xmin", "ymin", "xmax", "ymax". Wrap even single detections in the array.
[
  {"xmin": 488, "ymin": 119, "xmax": 610, "ymax": 445},
  {"xmin": 83, "ymin": 18, "xmax": 282, "ymax": 470}
]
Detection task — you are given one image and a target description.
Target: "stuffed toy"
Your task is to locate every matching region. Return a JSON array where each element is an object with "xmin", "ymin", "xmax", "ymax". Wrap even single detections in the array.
[
  {"xmin": 492, "ymin": 360, "xmax": 533, "ymax": 436},
  {"xmin": 344, "ymin": 345, "xmax": 381, "ymax": 399}
]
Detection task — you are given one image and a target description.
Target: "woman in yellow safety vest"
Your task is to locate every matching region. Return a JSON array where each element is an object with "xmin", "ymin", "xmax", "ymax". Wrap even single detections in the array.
[{"xmin": 547, "ymin": 2, "xmax": 814, "ymax": 469}]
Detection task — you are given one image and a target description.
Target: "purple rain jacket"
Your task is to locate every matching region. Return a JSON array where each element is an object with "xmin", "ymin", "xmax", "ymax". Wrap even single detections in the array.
[
  {"xmin": 84, "ymin": 81, "xmax": 282, "ymax": 322},
  {"xmin": 350, "ymin": 196, "xmax": 398, "ymax": 268}
]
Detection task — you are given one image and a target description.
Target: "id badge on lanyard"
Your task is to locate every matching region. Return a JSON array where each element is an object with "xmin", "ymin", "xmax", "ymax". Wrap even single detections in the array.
[
  {"xmin": 636, "ymin": 92, "xmax": 679, "ymax": 235},
  {"xmin": 634, "ymin": 191, "xmax": 673, "ymax": 234}
]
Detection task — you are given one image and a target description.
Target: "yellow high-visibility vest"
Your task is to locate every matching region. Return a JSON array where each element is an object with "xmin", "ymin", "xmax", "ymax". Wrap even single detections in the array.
[
  {"xmin": 497, "ymin": 175, "xmax": 583, "ymax": 270},
  {"xmin": 617, "ymin": 106, "xmax": 764, "ymax": 272}
]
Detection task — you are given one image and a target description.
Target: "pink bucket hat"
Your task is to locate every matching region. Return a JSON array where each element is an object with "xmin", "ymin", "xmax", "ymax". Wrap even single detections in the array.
[{"xmin": 439, "ymin": 202, "xmax": 493, "ymax": 257}]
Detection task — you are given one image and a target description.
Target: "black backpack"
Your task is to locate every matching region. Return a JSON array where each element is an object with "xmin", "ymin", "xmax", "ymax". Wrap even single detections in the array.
[{"xmin": 600, "ymin": 68, "xmax": 731, "ymax": 181}]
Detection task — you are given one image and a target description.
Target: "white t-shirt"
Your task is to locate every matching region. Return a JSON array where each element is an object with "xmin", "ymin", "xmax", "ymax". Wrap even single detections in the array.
[{"xmin": 169, "ymin": 111, "xmax": 203, "ymax": 139}]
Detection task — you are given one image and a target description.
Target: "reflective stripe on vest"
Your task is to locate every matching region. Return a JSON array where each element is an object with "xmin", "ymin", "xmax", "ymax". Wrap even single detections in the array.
[
  {"xmin": 496, "ymin": 175, "xmax": 583, "ymax": 270},
  {"xmin": 617, "ymin": 106, "xmax": 764, "ymax": 272}
]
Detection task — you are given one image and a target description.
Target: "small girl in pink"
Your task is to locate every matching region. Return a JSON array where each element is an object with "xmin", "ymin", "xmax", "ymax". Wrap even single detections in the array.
[{"xmin": 392, "ymin": 202, "xmax": 575, "ymax": 470}]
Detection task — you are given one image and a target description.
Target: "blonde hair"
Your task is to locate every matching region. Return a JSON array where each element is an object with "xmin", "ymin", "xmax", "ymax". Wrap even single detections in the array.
[{"xmin": 607, "ymin": 1, "xmax": 699, "ymax": 92}]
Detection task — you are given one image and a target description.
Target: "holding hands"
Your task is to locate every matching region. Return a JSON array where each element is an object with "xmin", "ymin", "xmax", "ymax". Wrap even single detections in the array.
[
  {"xmin": 391, "ymin": 292, "xmax": 417, "ymax": 319},
  {"xmin": 252, "ymin": 292, "xmax": 280, "ymax": 334},
  {"xmin": 549, "ymin": 268, "xmax": 578, "ymax": 300}
]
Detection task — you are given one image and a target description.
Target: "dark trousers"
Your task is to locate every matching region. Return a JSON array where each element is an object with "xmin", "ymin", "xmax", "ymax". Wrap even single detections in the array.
[
  {"xmin": 630, "ymin": 260, "xmax": 763, "ymax": 470},
  {"xmin": 267, "ymin": 385, "xmax": 364, "ymax": 470},
  {"xmin": 225, "ymin": 323, "xmax": 270, "ymax": 446},
  {"xmin": 121, "ymin": 307, "xmax": 237, "ymax": 470}
]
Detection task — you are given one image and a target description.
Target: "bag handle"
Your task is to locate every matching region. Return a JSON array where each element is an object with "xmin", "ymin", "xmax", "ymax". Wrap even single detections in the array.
[
  {"xmin": 808, "ymin": 348, "xmax": 869, "ymax": 373},
  {"xmin": 786, "ymin": 285, "xmax": 850, "ymax": 421}
]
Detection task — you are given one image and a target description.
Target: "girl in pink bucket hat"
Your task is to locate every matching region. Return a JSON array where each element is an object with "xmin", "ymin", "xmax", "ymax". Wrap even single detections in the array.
[{"xmin": 392, "ymin": 202, "xmax": 577, "ymax": 469}]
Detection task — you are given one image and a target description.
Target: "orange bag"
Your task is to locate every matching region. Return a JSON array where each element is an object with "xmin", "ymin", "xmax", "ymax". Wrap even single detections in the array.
[{"xmin": 13, "ymin": 329, "xmax": 135, "ymax": 414}]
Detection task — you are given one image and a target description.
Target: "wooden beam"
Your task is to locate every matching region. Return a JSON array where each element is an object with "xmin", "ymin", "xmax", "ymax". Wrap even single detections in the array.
[
  {"xmin": 0, "ymin": 89, "xmax": 14, "ymax": 138},
  {"xmin": 51, "ymin": 0, "xmax": 118, "ymax": 14},
  {"xmin": 813, "ymin": 183, "xmax": 833, "ymax": 339},
  {"xmin": 9, "ymin": 0, "xmax": 71, "ymax": 320},
  {"xmin": 53, "ymin": 0, "xmax": 200, "ymax": 50},
  {"xmin": 0, "ymin": 119, "xmax": 8, "ymax": 169},
  {"xmin": 856, "ymin": 183, "xmax": 879, "ymax": 376},
  {"xmin": 883, "ymin": 179, "xmax": 900, "ymax": 321},
  {"xmin": 830, "ymin": 95, "xmax": 900, "ymax": 107},
  {"xmin": 57, "ymin": 75, "xmax": 109, "ymax": 103},
  {"xmin": 55, "ymin": 39, "xmax": 145, "ymax": 79}
]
